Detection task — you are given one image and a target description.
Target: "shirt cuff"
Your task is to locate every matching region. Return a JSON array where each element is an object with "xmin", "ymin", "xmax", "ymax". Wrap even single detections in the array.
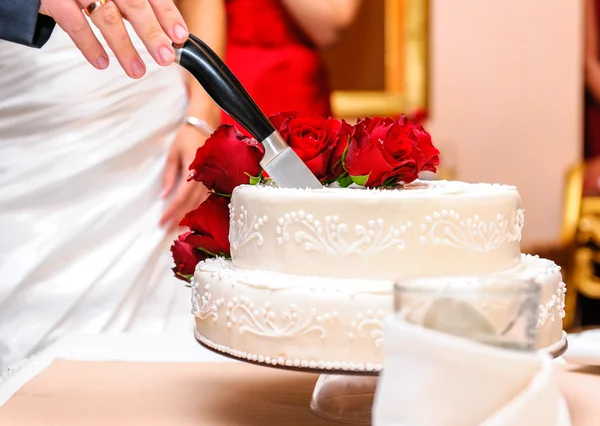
[{"xmin": 31, "ymin": 14, "xmax": 56, "ymax": 48}]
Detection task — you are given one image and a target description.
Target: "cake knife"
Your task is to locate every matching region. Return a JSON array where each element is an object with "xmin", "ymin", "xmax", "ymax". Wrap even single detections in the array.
[{"xmin": 173, "ymin": 34, "xmax": 322, "ymax": 190}]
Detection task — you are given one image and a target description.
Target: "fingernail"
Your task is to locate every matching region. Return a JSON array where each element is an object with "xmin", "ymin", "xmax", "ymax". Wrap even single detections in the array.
[
  {"xmin": 160, "ymin": 188, "xmax": 168, "ymax": 198},
  {"xmin": 158, "ymin": 45, "xmax": 174, "ymax": 64},
  {"xmin": 97, "ymin": 56, "xmax": 109, "ymax": 69},
  {"xmin": 174, "ymin": 24, "xmax": 188, "ymax": 41},
  {"xmin": 131, "ymin": 59, "xmax": 145, "ymax": 78}
]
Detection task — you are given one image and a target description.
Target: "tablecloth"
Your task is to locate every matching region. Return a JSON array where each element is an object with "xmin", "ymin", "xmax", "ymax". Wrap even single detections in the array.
[{"xmin": 0, "ymin": 332, "xmax": 599, "ymax": 425}]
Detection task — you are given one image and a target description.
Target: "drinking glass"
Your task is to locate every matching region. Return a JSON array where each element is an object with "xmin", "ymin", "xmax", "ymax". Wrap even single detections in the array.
[{"xmin": 393, "ymin": 276, "xmax": 540, "ymax": 351}]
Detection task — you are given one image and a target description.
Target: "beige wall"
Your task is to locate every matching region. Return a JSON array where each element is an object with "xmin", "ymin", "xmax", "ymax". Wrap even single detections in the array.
[{"xmin": 426, "ymin": 0, "xmax": 584, "ymax": 245}]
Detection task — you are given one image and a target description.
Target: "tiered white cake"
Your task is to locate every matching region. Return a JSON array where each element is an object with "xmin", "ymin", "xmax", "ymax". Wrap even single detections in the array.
[{"xmin": 192, "ymin": 180, "xmax": 566, "ymax": 371}]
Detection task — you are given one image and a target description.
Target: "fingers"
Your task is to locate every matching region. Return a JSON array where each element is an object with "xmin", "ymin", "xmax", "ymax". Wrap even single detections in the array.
[
  {"xmin": 47, "ymin": 0, "xmax": 188, "ymax": 77},
  {"xmin": 114, "ymin": 0, "xmax": 183, "ymax": 67},
  {"xmin": 78, "ymin": 0, "xmax": 146, "ymax": 78},
  {"xmin": 160, "ymin": 127, "xmax": 209, "ymax": 230},
  {"xmin": 43, "ymin": 0, "xmax": 109, "ymax": 69},
  {"xmin": 161, "ymin": 182, "xmax": 193, "ymax": 230},
  {"xmin": 161, "ymin": 182, "xmax": 209, "ymax": 232},
  {"xmin": 148, "ymin": 0, "xmax": 188, "ymax": 44},
  {"xmin": 161, "ymin": 147, "xmax": 179, "ymax": 199}
]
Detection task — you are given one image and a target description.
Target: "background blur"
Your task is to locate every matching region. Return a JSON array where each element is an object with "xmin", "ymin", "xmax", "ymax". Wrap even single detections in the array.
[
  {"xmin": 323, "ymin": 0, "xmax": 581, "ymax": 248},
  {"xmin": 323, "ymin": 0, "xmax": 590, "ymax": 328}
]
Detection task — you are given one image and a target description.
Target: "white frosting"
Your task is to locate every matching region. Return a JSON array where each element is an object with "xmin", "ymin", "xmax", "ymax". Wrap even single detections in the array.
[
  {"xmin": 191, "ymin": 179, "xmax": 566, "ymax": 370},
  {"xmin": 229, "ymin": 180, "xmax": 523, "ymax": 280},
  {"xmin": 193, "ymin": 255, "xmax": 565, "ymax": 371}
]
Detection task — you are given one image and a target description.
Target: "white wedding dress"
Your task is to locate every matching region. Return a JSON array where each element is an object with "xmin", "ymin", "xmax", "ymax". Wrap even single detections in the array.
[{"xmin": 0, "ymin": 24, "xmax": 193, "ymax": 371}]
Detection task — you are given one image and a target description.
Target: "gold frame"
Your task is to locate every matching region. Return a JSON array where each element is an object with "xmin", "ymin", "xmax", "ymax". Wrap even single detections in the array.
[
  {"xmin": 560, "ymin": 164, "xmax": 584, "ymax": 328},
  {"xmin": 331, "ymin": 0, "xmax": 429, "ymax": 118},
  {"xmin": 559, "ymin": 163, "xmax": 600, "ymax": 329}
]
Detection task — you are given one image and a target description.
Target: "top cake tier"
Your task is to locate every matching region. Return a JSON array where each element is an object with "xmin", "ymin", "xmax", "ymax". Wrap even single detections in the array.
[{"xmin": 229, "ymin": 180, "xmax": 523, "ymax": 280}]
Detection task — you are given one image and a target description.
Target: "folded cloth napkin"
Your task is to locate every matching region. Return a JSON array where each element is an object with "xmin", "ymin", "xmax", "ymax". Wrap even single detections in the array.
[
  {"xmin": 372, "ymin": 318, "xmax": 571, "ymax": 426},
  {"xmin": 563, "ymin": 330, "xmax": 600, "ymax": 366}
]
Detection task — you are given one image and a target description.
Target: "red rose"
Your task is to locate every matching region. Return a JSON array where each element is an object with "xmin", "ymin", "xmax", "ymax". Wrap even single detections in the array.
[
  {"xmin": 270, "ymin": 111, "xmax": 346, "ymax": 181},
  {"xmin": 344, "ymin": 117, "xmax": 418, "ymax": 187},
  {"xmin": 179, "ymin": 193, "xmax": 231, "ymax": 256},
  {"xmin": 171, "ymin": 232, "xmax": 208, "ymax": 281},
  {"xmin": 188, "ymin": 125, "xmax": 264, "ymax": 194},
  {"xmin": 406, "ymin": 109, "xmax": 428, "ymax": 125},
  {"xmin": 406, "ymin": 118, "xmax": 439, "ymax": 172},
  {"xmin": 326, "ymin": 120, "xmax": 354, "ymax": 182}
]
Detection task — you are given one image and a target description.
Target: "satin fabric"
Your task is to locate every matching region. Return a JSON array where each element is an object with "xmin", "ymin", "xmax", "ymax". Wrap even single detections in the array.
[
  {"xmin": 222, "ymin": 0, "xmax": 332, "ymax": 128},
  {"xmin": 0, "ymin": 24, "xmax": 193, "ymax": 371},
  {"xmin": 373, "ymin": 319, "xmax": 570, "ymax": 426}
]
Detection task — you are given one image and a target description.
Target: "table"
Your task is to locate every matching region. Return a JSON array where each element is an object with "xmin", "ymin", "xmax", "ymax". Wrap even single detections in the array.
[{"xmin": 1, "ymin": 333, "xmax": 600, "ymax": 425}]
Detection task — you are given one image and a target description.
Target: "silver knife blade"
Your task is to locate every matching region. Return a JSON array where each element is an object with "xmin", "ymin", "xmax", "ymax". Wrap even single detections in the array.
[
  {"xmin": 259, "ymin": 131, "xmax": 322, "ymax": 189},
  {"xmin": 263, "ymin": 147, "xmax": 323, "ymax": 189}
]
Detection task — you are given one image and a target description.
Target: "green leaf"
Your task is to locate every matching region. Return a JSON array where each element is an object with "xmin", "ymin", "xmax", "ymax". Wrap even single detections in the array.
[
  {"xmin": 212, "ymin": 192, "xmax": 232, "ymax": 198},
  {"xmin": 336, "ymin": 173, "xmax": 354, "ymax": 188},
  {"xmin": 197, "ymin": 247, "xmax": 219, "ymax": 257},
  {"xmin": 244, "ymin": 172, "xmax": 262, "ymax": 186},
  {"xmin": 351, "ymin": 173, "xmax": 370, "ymax": 187},
  {"xmin": 340, "ymin": 135, "xmax": 351, "ymax": 172},
  {"xmin": 383, "ymin": 177, "xmax": 398, "ymax": 188},
  {"xmin": 176, "ymin": 272, "xmax": 193, "ymax": 283},
  {"xmin": 195, "ymin": 247, "xmax": 232, "ymax": 259}
]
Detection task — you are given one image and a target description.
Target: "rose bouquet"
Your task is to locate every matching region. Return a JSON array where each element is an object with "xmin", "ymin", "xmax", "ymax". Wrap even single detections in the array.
[{"xmin": 171, "ymin": 112, "xmax": 439, "ymax": 282}]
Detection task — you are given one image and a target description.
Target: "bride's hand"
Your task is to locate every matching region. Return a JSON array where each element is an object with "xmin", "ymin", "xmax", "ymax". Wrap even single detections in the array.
[{"xmin": 160, "ymin": 125, "xmax": 210, "ymax": 232}]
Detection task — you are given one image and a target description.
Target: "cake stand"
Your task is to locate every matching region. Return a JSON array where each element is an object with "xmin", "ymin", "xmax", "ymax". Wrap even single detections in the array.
[
  {"xmin": 195, "ymin": 333, "xmax": 378, "ymax": 425},
  {"xmin": 195, "ymin": 331, "xmax": 568, "ymax": 425}
]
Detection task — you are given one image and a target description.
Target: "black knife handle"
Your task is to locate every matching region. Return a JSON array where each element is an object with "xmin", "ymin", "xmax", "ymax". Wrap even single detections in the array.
[{"xmin": 174, "ymin": 34, "xmax": 275, "ymax": 141}]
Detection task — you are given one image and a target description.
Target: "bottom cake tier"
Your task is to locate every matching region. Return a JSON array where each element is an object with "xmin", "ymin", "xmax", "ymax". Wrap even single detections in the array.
[{"xmin": 192, "ymin": 254, "xmax": 566, "ymax": 372}]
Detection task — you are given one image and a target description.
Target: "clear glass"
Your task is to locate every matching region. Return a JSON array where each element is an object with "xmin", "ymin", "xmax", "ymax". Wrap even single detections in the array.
[
  {"xmin": 393, "ymin": 277, "xmax": 540, "ymax": 351},
  {"xmin": 310, "ymin": 375, "xmax": 377, "ymax": 425},
  {"xmin": 309, "ymin": 278, "xmax": 540, "ymax": 425}
]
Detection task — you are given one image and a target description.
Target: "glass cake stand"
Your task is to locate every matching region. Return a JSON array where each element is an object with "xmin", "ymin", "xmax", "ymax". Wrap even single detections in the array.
[
  {"xmin": 195, "ymin": 335, "xmax": 378, "ymax": 425},
  {"xmin": 195, "ymin": 332, "xmax": 567, "ymax": 425}
]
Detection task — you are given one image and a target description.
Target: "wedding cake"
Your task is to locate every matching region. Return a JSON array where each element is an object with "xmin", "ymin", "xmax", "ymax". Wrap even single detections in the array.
[
  {"xmin": 170, "ymin": 111, "xmax": 566, "ymax": 372},
  {"xmin": 191, "ymin": 180, "xmax": 566, "ymax": 372}
]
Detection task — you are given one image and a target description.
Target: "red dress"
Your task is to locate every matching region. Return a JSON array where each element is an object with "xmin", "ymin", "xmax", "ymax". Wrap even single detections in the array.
[{"xmin": 222, "ymin": 0, "xmax": 332, "ymax": 129}]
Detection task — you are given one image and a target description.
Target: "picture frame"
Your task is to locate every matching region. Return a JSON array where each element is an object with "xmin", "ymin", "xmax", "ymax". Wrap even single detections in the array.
[{"xmin": 323, "ymin": 0, "xmax": 429, "ymax": 120}]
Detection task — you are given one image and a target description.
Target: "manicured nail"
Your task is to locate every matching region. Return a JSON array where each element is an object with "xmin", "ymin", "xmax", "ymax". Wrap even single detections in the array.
[
  {"xmin": 173, "ymin": 24, "xmax": 188, "ymax": 41},
  {"xmin": 131, "ymin": 59, "xmax": 145, "ymax": 78},
  {"xmin": 158, "ymin": 45, "xmax": 174, "ymax": 64},
  {"xmin": 97, "ymin": 55, "xmax": 109, "ymax": 69}
]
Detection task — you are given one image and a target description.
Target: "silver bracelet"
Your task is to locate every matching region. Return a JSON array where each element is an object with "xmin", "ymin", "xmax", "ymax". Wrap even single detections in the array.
[{"xmin": 185, "ymin": 117, "xmax": 214, "ymax": 137}]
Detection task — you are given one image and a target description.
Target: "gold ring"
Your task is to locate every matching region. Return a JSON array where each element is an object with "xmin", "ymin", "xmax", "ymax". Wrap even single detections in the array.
[{"xmin": 84, "ymin": 0, "xmax": 109, "ymax": 16}]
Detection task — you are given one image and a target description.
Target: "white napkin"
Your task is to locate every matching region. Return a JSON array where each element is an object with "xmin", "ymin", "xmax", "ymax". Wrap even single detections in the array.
[
  {"xmin": 563, "ymin": 330, "xmax": 600, "ymax": 366},
  {"xmin": 372, "ymin": 318, "xmax": 571, "ymax": 426}
]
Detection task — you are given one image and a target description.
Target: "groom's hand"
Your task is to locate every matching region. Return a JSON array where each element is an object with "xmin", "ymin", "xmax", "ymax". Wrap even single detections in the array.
[{"xmin": 39, "ymin": 0, "xmax": 189, "ymax": 78}]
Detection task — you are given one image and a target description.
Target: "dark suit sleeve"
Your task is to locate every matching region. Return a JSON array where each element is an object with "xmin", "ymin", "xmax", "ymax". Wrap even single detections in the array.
[{"xmin": 0, "ymin": 0, "xmax": 56, "ymax": 48}]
